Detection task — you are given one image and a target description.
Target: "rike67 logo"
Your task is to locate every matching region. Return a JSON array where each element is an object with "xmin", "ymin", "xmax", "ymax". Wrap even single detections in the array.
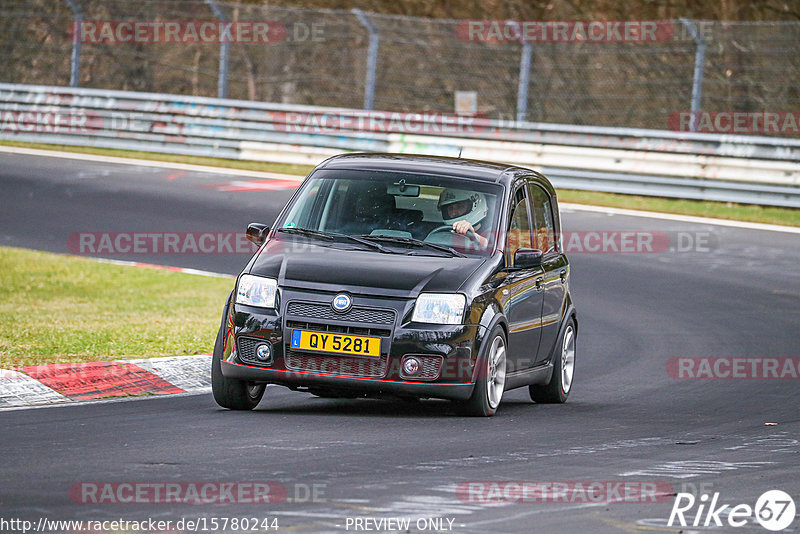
[{"xmin": 669, "ymin": 490, "xmax": 796, "ymax": 531}]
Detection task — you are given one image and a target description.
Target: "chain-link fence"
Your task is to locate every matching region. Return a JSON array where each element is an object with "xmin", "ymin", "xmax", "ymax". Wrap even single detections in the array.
[{"xmin": 2, "ymin": 0, "xmax": 800, "ymax": 133}]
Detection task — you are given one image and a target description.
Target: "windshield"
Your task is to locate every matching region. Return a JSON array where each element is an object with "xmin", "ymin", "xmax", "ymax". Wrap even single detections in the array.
[{"xmin": 277, "ymin": 169, "xmax": 503, "ymax": 256}]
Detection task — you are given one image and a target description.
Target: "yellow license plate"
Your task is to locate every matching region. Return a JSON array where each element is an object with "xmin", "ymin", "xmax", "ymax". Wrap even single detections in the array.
[{"xmin": 290, "ymin": 329, "xmax": 381, "ymax": 357}]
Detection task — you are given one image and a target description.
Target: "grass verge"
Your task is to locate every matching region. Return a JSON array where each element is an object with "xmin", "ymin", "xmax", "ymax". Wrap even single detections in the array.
[
  {"xmin": 0, "ymin": 246, "xmax": 233, "ymax": 368},
  {"xmin": 558, "ymin": 190, "xmax": 800, "ymax": 227},
  {"xmin": 2, "ymin": 139, "xmax": 798, "ymax": 227}
]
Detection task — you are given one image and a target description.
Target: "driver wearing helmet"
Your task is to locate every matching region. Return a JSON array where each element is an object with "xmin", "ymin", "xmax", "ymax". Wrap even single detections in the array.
[{"xmin": 438, "ymin": 188, "xmax": 489, "ymax": 249}]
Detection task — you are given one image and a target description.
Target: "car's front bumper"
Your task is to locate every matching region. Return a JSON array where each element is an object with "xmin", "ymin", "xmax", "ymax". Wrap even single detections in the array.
[
  {"xmin": 221, "ymin": 359, "xmax": 475, "ymax": 400},
  {"xmin": 220, "ymin": 288, "xmax": 486, "ymax": 401}
]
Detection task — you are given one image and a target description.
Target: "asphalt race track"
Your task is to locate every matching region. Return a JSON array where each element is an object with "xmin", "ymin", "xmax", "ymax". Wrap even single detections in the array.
[{"xmin": 1, "ymin": 151, "xmax": 799, "ymax": 533}]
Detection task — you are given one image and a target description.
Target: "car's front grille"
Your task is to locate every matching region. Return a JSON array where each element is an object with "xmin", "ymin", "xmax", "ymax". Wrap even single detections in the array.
[
  {"xmin": 283, "ymin": 300, "xmax": 396, "ymax": 378},
  {"xmin": 286, "ymin": 301, "xmax": 395, "ymax": 325},
  {"xmin": 285, "ymin": 320, "xmax": 391, "ymax": 338},
  {"xmin": 236, "ymin": 336, "xmax": 273, "ymax": 366},
  {"xmin": 284, "ymin": 348, "xmax": 388, "ymax": 378}
]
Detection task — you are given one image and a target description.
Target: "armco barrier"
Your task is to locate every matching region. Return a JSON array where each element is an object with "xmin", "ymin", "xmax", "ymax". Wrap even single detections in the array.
[{"xmin": 1, "ymin": 83, "xmax": 799, "ymax": 207}]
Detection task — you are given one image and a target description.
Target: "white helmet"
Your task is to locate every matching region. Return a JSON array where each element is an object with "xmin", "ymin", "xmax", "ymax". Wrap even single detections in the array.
[{"xmin": 438, "ymin": 189, "xmax": 488, "ymax": 226}]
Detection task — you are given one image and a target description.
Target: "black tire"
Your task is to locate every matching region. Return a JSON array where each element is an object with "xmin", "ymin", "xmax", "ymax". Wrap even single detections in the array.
[
  {"xmin": 456, "ymin": 325, "xmax": 507, "ymax": 417},
  {"xmin": 211, "ymin": 325, "xmax": 266, "ymax": 410},
  {"xmin": 530, "ymin": 317, "xmax": 576, "ymax": 404}
]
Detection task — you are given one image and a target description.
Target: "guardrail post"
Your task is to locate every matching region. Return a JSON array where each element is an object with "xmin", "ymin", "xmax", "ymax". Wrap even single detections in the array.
[
  {"xmin": 680, "ymin": 18, "xmax": 707, "ymax": 132},
  {"xmin": 206, "ymin": 0, "xmax": 229, "ymax": 98},
  {"xmin": 64, "ymin": 0, "xmax": 83, "ymax": 87},
  {"xmin": 352, "ymin": 9, "xmax": 379, "ymax": 110}
]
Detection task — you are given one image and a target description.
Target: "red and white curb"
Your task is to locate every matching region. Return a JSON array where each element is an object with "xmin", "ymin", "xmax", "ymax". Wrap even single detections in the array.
[
  {"xmin": 0, "ymin": 354, "xmax": 212, "ymax": 409},
  {"xmin": 0, "ymin": 253, "xmax": 227, "ymax": 410}
]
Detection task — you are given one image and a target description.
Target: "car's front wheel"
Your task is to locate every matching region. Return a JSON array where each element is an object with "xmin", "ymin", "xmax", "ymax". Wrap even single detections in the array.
[
  {"xmin": 529, "ymin": 317, "xmax": 576, "ymax": 404},
  {"xmin": 456, "ymin": 325, "xmax": 507, "ymax": 417},
  {"xmin": 211, "ymin": 326, "xmax": 266, "ymax": 410}
]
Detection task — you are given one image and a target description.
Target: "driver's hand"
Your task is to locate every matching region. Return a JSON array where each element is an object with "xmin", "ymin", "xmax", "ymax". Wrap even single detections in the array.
[
  {"xmin": 453, "ymin": 220, "xmax": 488, "ymax": 249},
  {"xmin": 452, "ymin": 220, "xmax": 474, "ymax": 235}
]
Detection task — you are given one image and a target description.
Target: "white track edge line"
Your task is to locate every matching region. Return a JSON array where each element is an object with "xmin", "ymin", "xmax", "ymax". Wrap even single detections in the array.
[
  {"xmin": 92, "ymin": 257, "xmax": 235, "ymax": 279},
  {"xmin": 0, "ymin": 144, "xmax": 305, "ymax": 181}
]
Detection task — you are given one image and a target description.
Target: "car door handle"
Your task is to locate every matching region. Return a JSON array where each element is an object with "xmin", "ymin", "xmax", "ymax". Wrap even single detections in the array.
[
  {"xmin": 560, "ymin": 269, "xmax": 567, "ymax": 284},
  {"xmin": 535, "ymin": 277, "xmax": 544, "ymax": 291}
]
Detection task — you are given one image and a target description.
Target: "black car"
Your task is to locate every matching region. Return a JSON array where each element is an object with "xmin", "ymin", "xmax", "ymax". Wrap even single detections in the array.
[{"xmin": 212, "ymin": 153, "xmax": 577, "ymax": 416}]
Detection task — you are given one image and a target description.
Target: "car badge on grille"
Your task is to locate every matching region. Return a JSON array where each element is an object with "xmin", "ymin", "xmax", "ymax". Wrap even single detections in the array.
[{"xmin": 332, "ymin": 293, "xmax": 352, "ymax": 313}]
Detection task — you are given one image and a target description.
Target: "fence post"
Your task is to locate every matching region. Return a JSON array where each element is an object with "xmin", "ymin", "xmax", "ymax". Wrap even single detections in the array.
[
  {"xmin": 506, "ymin": 21, "xmax": 532, "ymax": 123},
  {"xmin": 680, "ymin": 18, "xmax": 707, "ymax": 132},
  {"xmin": 516, "ymin": 40, "xmax": 532, "ymax": 123},
  {"xmin": 205, "ymin": 0, "xmax": 229, "ymax": 99},
  {"xmin": 352, "ymin": 9, "xmax": 379, "ymax": 110},
  {"xmin": 64, "ymin": 0, "xmax": 83, "ymax": 87}
]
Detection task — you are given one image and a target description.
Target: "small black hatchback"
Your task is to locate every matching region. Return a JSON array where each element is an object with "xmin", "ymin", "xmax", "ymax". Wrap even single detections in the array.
[{"xmin": 212, "ymin": 153, "xmax": 577, "ymax": 416}]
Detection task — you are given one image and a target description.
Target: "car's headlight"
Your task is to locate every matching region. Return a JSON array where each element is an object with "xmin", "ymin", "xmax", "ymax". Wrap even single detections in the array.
[
  {"xmin": 236, "ymin": 275, "xmax": 278, "ymax": 308},
  {"xmin": 412, "ymin": 293, "xmax": 466, "ymax": 325}
]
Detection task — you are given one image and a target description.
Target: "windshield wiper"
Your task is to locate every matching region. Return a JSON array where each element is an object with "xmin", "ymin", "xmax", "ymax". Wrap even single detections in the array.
[
  {"xmin": 360, "ymin": 234, "xmax": 467, "ymax": 258},
  {"xmin": 331, "ymin": 232, "xmax": 394, "ymax": 253},
  {"xmin": 278, "ymin": 227, "xmax": 395, "ymax": 253},
  {"xmin": 277, "ymin": 227, "xmax": 334, "ymax": 240}
]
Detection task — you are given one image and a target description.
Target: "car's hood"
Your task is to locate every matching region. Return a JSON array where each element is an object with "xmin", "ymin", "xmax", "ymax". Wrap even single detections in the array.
[{"xmin": 247, "ymin": 237, "xmax": 487, "ymax": 297}]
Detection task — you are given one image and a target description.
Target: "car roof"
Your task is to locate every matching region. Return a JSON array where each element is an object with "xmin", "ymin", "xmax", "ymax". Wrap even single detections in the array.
[{"xmin": 316, "ymin": 153, "xmax": 554, "ymax": 193}]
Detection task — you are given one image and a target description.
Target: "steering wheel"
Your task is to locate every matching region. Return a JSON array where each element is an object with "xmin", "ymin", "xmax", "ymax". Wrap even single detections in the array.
[{"xmin": 426, "ymin": 225, "xmax": 480, "ymax": 249}]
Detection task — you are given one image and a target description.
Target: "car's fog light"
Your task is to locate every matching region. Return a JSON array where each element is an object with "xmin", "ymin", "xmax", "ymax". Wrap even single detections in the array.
[
  {"xmin": 256, "ymin": 343, "xmax": 272, "ymax": 362},
  {"xmin": 403, "ymin": 357, "xmax": 421, "ymax": 376}
]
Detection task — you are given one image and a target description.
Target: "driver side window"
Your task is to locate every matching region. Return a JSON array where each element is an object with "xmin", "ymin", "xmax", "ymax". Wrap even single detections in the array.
[{"xmin": 506, "ymin": 186, "xmax": 533, "ymax": 265}]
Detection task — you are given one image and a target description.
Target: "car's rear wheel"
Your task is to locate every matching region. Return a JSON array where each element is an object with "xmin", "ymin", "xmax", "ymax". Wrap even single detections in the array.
[
  {"xmin": 211, "ymin": 326, "xmax": 266, "ymax": 410},
  {"xmin": 456, "ymin": 325, "xmax": 507, "ymax": 417},
  {"xmin": 529, "ymin": 317, "xmax": 575, "ymax": 404}
]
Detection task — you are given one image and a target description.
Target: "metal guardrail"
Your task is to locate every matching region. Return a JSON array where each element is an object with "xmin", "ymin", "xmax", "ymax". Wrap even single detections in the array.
[
  {"xmin": 6, "ymin": 4, "xmax": 800, "ymax": 133},
  {"xmin": 1, "ymin": 83, "xmax": 800, "ymax": 208}
]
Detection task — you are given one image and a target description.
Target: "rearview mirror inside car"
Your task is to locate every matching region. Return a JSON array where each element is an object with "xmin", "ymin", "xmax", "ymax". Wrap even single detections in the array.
[{"xmin": 386, "ymin": 183, "xmax": 420, "ymax": 196}]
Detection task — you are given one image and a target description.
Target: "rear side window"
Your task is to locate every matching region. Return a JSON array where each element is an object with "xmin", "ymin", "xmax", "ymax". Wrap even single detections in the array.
[{"xmin": 529, "ymin": 183, "xmax": 556, "ymax": 253}]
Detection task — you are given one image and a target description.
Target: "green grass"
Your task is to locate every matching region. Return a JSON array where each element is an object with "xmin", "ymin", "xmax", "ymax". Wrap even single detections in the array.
[
  {"xmin": 2, "ymin": 139, "xmax": 798, "ymax": 227},
  {"xmin": 0, "ymin": 246, "xmax": 233, "ymax": 368}
]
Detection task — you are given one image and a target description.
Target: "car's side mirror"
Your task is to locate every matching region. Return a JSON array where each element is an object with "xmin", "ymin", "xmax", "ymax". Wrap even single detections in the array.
[
  {"xmin": 513, "ymin": 248, "xmax": 543, "ymax": 269},
  {"xmin": 246, "ymin": 223, "xmax": 270, "ymax": 246}
]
